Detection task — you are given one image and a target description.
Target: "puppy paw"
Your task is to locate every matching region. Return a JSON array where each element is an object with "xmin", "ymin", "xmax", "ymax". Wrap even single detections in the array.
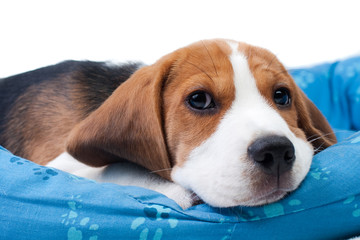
[{"xmin": 154, "ymin": 182, "xmax": 200, "ymax": 209}]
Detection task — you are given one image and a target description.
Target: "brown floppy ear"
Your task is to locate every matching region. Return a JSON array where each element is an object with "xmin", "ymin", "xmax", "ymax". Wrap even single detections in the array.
[
  {"xmin": 295, "ymin": 88, "xmax": 337, "ymax": 152},
  {"xmin": 66, "ymin": 54, "xmax": 177, "ymax": 180}
]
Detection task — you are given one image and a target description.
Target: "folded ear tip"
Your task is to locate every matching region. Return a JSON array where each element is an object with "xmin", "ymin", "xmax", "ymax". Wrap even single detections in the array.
[
  {"xmin": 65, "ymin": 129, "xmax": 105, "ymax": 167},
  {"xmin": 296, "ymin": 88, "xmax": 338, "ymax": 151},
  {"xmin": 66, "ymin": 140, "xmax": 121, "ymax": 167}
]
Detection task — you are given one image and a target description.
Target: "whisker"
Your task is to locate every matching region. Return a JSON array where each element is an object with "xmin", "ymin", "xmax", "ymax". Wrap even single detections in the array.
[
  {"xmin": 185, "ymin": 60, "xmax": 215, "ymax": 83},
  {"xmin": 308, "ymin": 134, "xmax": 328, "ymax": 143},
  {"xmin": 306, "ymin": 130, "xmax": 349, "ymax": 153},
  {"xmin": 149, "ymin": 168, "xmax": 173, "ymax": 174},
  {"xmin": 201, "ymin": 40, "xmax": 219, "ymax": 77},
  {"xmin": 307, "ymin": 131, "xmax": 337, "ymax": 143},
  {"xmin": 266, "ymin": 54, "xmax": 279, "ymax": 70},
  {"xmin": 314, "ymin": 142, "xmax": 326, "ymax": 153}
]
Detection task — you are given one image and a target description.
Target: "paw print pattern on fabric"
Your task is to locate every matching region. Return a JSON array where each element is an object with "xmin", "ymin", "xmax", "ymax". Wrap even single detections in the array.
[
  {"xmin": 287, "ymin": 199, "xmax": 305, "ymax": 213},
  {"xmin": 255, "ymin": 198, "xmax": 305, "ymax": 222},
  {"xmin": 131, "ymin": 204, "xmax": 178, "ymax": 240},
  {"xmin": 343, "ymin": 195, "xmax": 360, "ymax": 218},
  {"xmin": 263, "ymin": 203, "xmax": 285, "ymax": 218},
  {"xmin": 342, "ymin": 62, "xmax": 360, "ymax": 79},
  {"xmin": 62, "ymin": 195, "xmax": 83, "ymax": 226},
  {"xmin": 292, "ymin": 71, "xmax": 316, "ymax": 89},
  {"xmin": 9, "ymin": 157, "xmax": 30, "ymax": 165},
  {"xmin": 61, "ymin": 195, "xmax": 99, "ymax": 240},
  {"xmin": 32, "ymin": 166, "xmax": 58, "ymax": 180},
  {"xmin": 231, "ymin": 198, "xmax": 305, "ymax": 223},
  {"xmin": 9, "ymin": 157, "xmax": 58, "ymax": 180},
  {"xmin": 310, "ymin": 167, "xmax": 331, "ymax": 180},
  {"xmin": 233, "ymin": 209, "xmax": 261, "ymax": 222}
]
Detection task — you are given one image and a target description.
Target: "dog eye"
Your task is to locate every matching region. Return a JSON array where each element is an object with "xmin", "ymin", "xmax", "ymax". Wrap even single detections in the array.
[
  {"xmin": 187, "ymin": 91, "xmax": 215, "ymax": 110},
  {"xmin": 273, "ymin": 88, "xmax": 291, "ymax": 106}
]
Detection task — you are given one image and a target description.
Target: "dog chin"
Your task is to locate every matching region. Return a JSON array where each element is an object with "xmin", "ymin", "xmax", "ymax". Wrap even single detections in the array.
[
  {"xmin": 189, "ymin": 173, "xmax": 300, "ymax": 208},
  {"xmin": 196, "ymin": 189, "xmax": 290, "ymax": 208},
  {"xmin": 240, "ymin": 189, "xmax": 289, "ymax": 207}
]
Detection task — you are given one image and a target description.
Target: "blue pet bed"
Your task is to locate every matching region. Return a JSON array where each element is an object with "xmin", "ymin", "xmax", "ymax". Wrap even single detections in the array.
[{"xmin": 1, "ymin": 57, "xmax": 360, "ymax": 240}]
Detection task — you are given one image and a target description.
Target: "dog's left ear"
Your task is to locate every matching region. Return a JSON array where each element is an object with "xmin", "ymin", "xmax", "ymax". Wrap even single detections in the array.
[
  {"xmin": 66, "ymin": 54, "xmax": 178, "ymax": 180},
  {"xmin": 295, "ymin": 88, "xmax": 337, "ymax": 151}
]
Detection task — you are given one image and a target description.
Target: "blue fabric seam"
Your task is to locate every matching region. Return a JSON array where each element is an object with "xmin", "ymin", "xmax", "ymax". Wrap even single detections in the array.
[
  {"xmin": 126, "ymin": 193, "xmax": 196, "ymax": 219},
  {"xmin": 228, "ymin": 222, "xmax": 237, "ymax": 240},
  {"xmin": 124, "ymin": 192, "xmax": 360, "ymax": 224}
]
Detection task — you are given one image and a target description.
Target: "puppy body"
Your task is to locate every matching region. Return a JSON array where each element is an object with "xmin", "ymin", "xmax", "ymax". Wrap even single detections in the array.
[
  {"xmin": 0, "ymin": 39, "xmax": 336, "ymax": 208},
  {"xmin": 0, "ymin": 61, "xmax": 143, "ymax": 164},
  {"xmin": 48, "ymin": 152, "xmax": 195, "ymax": 209}
]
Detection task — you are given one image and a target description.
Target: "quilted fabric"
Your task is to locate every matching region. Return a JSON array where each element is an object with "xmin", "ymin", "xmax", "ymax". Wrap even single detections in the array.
[{"xmin": 1, "ymin": 57, "xmax": 360, "ymax": 239}]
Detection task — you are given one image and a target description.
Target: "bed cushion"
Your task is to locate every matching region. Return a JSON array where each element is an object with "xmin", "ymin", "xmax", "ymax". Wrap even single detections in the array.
[
  {"xmin": 1, "ymin": 134, "xmax": 360, "ymax": 239},
  {"xmin": 290, "ymin": 56, "xmax": 360, "ymax": 131},
  {"xmin": 1, "ymin": 57, "xmax": 360, "ymax": 239}
]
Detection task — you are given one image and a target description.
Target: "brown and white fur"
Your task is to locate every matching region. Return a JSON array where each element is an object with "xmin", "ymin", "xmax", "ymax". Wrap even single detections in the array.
[{"xmin": 0, "ymin": 39, "xmax": 336, "ymax": 209}]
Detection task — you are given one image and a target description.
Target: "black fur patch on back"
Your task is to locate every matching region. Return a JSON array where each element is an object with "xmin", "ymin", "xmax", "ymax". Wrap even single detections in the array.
[
  {"xmin": 0, "ymin": 60, "xmax": 144, "ymax": 153},
  {"xmin": 0, "ymin": 61, "xmax": 79, "ymax": 128},
  {"xmin": 73, "ymin": 61, "xmax": 144, "ymax": 115}
]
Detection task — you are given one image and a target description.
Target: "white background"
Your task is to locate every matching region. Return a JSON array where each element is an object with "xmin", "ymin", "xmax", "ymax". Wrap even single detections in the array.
[{"xmin": 1, "ymin": 0, "xmax": 359, "ymax": 78}]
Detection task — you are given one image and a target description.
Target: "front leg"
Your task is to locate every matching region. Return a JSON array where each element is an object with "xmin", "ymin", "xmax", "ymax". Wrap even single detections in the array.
[{"xmin": 47, "ymin": 152, "xmax": 196, "ymax": 209}]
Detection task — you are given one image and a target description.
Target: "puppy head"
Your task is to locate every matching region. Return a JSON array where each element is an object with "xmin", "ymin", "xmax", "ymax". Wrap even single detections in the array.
[{"xmin": 67, "ymin": 39, "xmax": 336, "ymax": 207}]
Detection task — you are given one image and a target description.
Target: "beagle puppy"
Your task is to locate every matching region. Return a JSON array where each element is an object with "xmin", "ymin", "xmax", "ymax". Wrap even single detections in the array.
[{"xmin": 0, "ymin": 39, "xmax": 336, "ymax": 209}]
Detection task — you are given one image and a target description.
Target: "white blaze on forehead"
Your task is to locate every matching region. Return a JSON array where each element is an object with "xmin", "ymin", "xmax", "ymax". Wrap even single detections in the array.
[
  {"xmin": 225, "ymin": 41, "xmax": 294, "ymax": 136},
  {"xmin": 227, "ymin": 42, "xmax": 264, "ymax": 104},
  {"xmin": 171, "ymin": 41, "xmax": 313, "ymax": 207}
]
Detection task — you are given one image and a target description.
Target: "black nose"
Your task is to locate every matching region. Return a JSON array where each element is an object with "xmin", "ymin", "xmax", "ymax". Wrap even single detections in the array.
[{"xmin": 248, "ymin": 135, "xmax": 295, "ymax": 176}]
